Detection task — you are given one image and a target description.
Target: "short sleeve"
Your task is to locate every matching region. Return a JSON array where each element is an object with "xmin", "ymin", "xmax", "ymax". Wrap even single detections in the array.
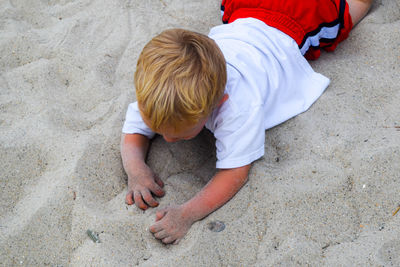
[
  {"xmin": 122, "ymin": 102, "xmax": 156, "ymax": 139},
  {"xmin": 211, "ymin": 104, "xmax": 265, "ymax": 169}
]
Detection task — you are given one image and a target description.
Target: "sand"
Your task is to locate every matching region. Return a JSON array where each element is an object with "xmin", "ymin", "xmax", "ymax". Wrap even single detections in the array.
[{"xmin": 0, "ymin": 0, "xmax": 399, "ymax": 266}]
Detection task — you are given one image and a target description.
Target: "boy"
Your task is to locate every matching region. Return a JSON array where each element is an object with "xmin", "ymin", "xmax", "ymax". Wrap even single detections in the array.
[{"xmin": 121, "ymin": 0, "xmax": 373, "ymax": 244}]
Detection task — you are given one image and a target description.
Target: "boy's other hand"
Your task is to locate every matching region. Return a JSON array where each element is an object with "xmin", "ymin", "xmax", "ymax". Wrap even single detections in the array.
[
  {"xmin": 125, "ymin": 162, "xmax": 165, "ymax": 210},
  {"xmin": 149, "ymin": 205, "xmax": 194, "ymax": 244}
]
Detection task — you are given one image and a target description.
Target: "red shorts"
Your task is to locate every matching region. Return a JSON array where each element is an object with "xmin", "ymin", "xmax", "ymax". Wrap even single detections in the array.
[{"xmin": 221, "ymin": 0, "xmax": 353, "ymax": 60}]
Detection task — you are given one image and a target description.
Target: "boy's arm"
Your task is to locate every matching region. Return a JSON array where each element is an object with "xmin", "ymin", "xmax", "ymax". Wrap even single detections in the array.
[
  {"xmin": 121, "ymin": 133, "xmax": 165, "ymax": 210},
  {"xmin": 149, "ymin": 164, "xmax": 250, "ymax": 244},
  {"xmin": 183, "ymin": 165, "xmax": 250, "ymax": 221}
]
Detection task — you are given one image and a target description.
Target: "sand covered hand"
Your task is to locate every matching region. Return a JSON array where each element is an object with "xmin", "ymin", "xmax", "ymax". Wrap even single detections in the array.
[
  {"xmin": 125, "ymin": 161, "xmax": 165, "ymax": 210},
  {"xmin": 149, "ymin": 205, "xmax": 195, "ymax": 244}
]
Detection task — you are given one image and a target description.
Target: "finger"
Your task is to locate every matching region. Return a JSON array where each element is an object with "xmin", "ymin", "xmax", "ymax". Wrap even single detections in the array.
[
  {"xmin": 133, "ymin": 191, "xmax": 148, "ymax": 210},
  {"xmin": 173, "ymin": 239, "xmax": 181, "ymax": 245},
  {"xmin": 153, "ymin": 230, "xmax": 168, "ymax": 240},
  {"xmin": 155, "ymin": 209, "xmax": 167, "ymax": 221},
  {"xmin": 141, "ymin": 189, "xmax": 159, "ymax": 207},
  {"xmin": 149, "ymin": 182, "xmax": 165, "ymax": 197},
  {"xmin": 162, "ymin": 236, "xmax": 176, "ymax": 244},
  {"xmin": 125, "ymin": 191, "xmax": 134, "ymax": 205},
  {"xmin": 154, "ymin": 175, "xmax": 164, "ymax": 188},
  {"xmin": 149, "ymin": 222, "xmax": 163, "ymax": 233}
]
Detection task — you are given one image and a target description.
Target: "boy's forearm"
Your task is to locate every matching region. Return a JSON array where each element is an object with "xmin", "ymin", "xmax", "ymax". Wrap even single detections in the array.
[
  {"xmin": 121, "ymin": 133, "xmax": 151, "ymax": 178},
  {"xmin": 181, "ymin": 164, "xmax": 251, "ymax": 222},
  {"xmin": 121, "ymin": 133, "xmax": 149, "ymax": 163}
]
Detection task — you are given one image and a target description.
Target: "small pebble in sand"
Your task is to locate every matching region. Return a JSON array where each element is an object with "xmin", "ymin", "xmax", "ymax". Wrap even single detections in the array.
[
  {"xmin": 87, "ymin": 229, "xmax": 101, "ymax": 243},
  {"xmin": 207, "ymin": 221, "xmax": 225, "ymax": 232}
]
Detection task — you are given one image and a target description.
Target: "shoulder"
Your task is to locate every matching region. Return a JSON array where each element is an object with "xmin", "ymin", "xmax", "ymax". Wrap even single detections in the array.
[{"xmin": 208, "ymin": 101, "xmax": 266, "ymax": 169}]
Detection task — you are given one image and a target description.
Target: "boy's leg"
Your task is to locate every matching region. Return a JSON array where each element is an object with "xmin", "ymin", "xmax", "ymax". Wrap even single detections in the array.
[{"xmin": 347, "ymin": 0, "xmax": 373, "ymax": 25}]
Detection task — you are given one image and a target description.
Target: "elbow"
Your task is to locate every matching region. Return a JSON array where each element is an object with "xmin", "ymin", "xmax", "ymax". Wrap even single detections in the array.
[
  {"xmin": 240, "ymin": 172, "xmax": 249, "ymax": 186},
  {"xmin": 237, "ymin": 164, "xmax": 251, "ymax": 185},
  {"xmin": 242, "ymin": 164, "xmax": 251, "ymax": 178},
  {"xmin": 120, "ymin": 134, "xmax": 126, "ymax": 155}
]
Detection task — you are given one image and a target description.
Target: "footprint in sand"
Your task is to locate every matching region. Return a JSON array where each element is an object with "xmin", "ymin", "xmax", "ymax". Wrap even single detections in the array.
[
  {"xmin": 368, "ymin": 0, "xmax": 400, "ymax": 24},
  {"xmin": 378, "ymin": 239, "xmax": 400, "ymax": 266},
  {"xmin": 0, "ymin": 144, "xmax": 47, "ymax": 215},
  {"xmin": 74, "ymin": 139, "xmax": 126, "ymax": 208}
]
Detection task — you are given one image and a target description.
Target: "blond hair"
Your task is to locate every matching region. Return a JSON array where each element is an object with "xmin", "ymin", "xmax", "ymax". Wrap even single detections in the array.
[{"xmin": 134, "ymin": 28, "xmax": 226, "ymax": 132}]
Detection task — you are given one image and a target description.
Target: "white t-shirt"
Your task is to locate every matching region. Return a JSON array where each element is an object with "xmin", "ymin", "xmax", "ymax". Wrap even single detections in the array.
[{"xmin": 122, "ymin": 18, "xmax": 330, "ymax": 169}]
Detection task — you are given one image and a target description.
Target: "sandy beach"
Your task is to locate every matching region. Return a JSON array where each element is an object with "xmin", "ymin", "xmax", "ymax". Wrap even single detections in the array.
[{"xmin": 1, "ymin": 0, "xmax": 399, "ymax": 266}]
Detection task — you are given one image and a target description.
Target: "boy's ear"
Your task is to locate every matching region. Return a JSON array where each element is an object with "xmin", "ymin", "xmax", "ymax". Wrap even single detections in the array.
[{"xmin": 218, "ymin": 94, "xmax": 229, "ymax": 107}]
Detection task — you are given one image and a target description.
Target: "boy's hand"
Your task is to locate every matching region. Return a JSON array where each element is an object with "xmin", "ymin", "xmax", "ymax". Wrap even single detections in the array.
[
  {"xmin": 125, "ymin": 161, "xmax": 165, "ymax": 210},
  {"xmin": 149, "ymin": 204, "xmax": 194, "ymax": 244}
]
